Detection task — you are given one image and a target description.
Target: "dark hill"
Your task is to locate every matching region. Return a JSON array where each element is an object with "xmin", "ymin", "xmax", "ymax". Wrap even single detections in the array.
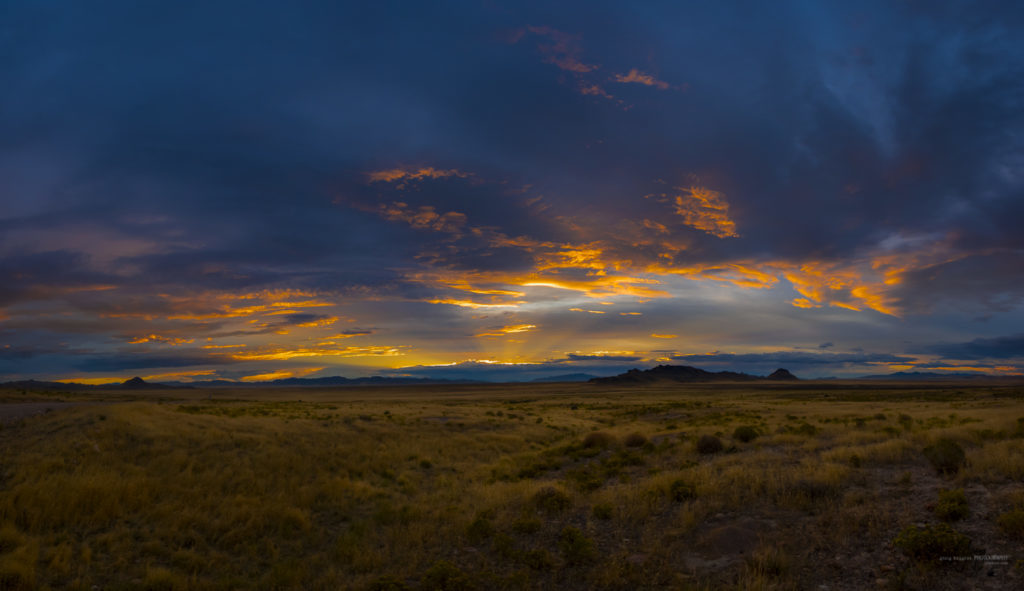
[
  {"xmin": 767, "ymin": 368, "xmax": 798, "ymax": 380},
  {"xmin": 590, "ymin": 365, "xmax": 798, "ymax": 385},
  {"xmin": 116, "ymin": 377, "xmax": 185, "ymax": 390}
]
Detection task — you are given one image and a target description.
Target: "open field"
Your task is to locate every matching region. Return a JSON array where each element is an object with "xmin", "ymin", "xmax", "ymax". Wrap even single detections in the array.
[{"xmin": 1, "ymin": 381, "xmax": 1023, "ymax": 590}]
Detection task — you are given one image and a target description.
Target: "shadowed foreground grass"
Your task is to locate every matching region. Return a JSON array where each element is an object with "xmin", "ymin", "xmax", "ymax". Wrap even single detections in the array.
[{"xmin": 1, "ymin": 382, "xmax": 1022, "ymax": 590}]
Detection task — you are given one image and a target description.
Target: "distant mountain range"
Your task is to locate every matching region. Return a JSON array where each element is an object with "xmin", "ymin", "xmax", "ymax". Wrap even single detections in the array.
[
  {"xmin": 530, "ymin": 373, "xmax": 599, "ymax": 383},
  {"xmin": 5, "ymin": 367, "xmax": 1019, "ymax": 391},
  {"xmin": 0, "ymin": 377, "xmax": 189, "ymax": 391},
  {"xmin": 590, "ymin": 365, "xmax": 797, "ymax": 385},
  {"xmin": 857, "ymin": 371, "xmax": 1014, "ymax": 380},
  {"xmin": 1, "ymin": 375, "xmax": 484, "ymax": 390}
]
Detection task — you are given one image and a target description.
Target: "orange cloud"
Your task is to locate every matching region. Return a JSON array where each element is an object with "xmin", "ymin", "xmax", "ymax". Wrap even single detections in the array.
[
  {"xmin": 524, "ymin": 26, "xmax": 598, "ymax": 73},
  {"xmin": 128, "ymin": 334, "xmax": 194, "ymax": 345},
  {"xmin": 650, "ymin": 334, "xmax": 678, "ymax": 339},
  {"xmin": 427, "ymin": 298, "xmax": 524, "ymax": 309},
  {"xmin": 579, "ymin": 84, "xmax": 614, "ymax": 99},
  {"xmin": 240, "ymin": 367, "xmax": 324, "ymax": 382},
  {"xmin": 673, "ymin": 186, "xmax": 739, "ymax": 238},
  {"xmin": 366, "ymin": 167, "xmax": 471, "ymax": 183},
  {"xmin": 476, "ymin": 323, "xmax": 537, "ymax": 337},
  {"xmin": 613, "ymin": 69, "xmax": 670, "ymax": 90},
  {"xmin": 231, "ymin": 345, "xmax": 405, "ymax": 361},
  {"xmin": 374, "ymin": 202, "xmax": 468, "ymax": 235}
]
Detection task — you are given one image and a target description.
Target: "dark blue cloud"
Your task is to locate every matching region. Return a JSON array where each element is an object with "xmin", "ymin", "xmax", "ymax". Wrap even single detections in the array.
[
  {"xmin": 921, "ymin": 335, "xmax": 1024, "ymax": 360},
  {"xmin": 2, "ymin": 0, "xmax": 1024, "ymax": 380}
]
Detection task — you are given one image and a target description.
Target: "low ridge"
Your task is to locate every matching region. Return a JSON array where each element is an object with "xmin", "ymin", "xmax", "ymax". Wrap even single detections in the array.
[{"xmin": 590, "ymin": 364, "xmax": 798, "ymax": 385}]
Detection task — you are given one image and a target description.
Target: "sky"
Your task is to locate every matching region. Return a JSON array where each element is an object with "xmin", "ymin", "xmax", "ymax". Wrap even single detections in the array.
[{"xmin": 2, "ymin": 1, "xmax": 1024, "ymax": 383}]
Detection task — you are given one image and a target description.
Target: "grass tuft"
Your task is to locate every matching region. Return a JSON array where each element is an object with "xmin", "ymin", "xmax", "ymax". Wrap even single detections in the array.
[
  {"xmin": 923, "ymin": 438, "xmax": 966, "ymax": 476},
  {"xmin": 893, "ymin": 523, "xmax": 972, "ymax": 565},
  {"xmin": 934, "ymin": 489, "xmax": 969, "ymax": 521},
  {"xmin": 696, "ymin": 434, "xmax": 723, "ymax": 454}
]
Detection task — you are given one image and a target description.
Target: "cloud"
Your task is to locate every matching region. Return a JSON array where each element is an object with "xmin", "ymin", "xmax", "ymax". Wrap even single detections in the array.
[
  {"xmin": 670, "ymin": 351, "xmax": 916, "ymax": 366},
  {"xmin": 921, "ymin": 334, "xmax": 1024, "ymax": 360},
  {"xmin": 366, "ymin": 167, "xmax": 472, "ymax": 183},
  {"xmin": 672, "ymin": 186, "xmax": 739, "ymax": 238},
  {"xmin": 613, "ymin": 69, "xmax": 670, "ymax": 90},
  {"xmin": 476, "ymin": 323, "xmax": 537, "ymax": 337},
  {"xmin": 523, "ymin": 26, "xmax": 598, "ymax": 73}
]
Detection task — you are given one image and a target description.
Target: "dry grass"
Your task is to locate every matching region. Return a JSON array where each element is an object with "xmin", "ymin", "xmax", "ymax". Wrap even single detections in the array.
[{"xmin": 0, "ymin": 382, "xmax": 1022, "ymax": 589}]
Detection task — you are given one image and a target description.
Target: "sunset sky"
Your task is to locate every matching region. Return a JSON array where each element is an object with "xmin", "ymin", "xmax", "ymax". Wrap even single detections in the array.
[{"xmin": 2, "ymin": 2, "xmax": 1023, "ymax": 383}]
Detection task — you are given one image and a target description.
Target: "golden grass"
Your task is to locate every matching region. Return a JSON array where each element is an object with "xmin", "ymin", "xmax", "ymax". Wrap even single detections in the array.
[{"xmin": 0, "ymin": 382, "xmax": 1021, "ymax": 589}]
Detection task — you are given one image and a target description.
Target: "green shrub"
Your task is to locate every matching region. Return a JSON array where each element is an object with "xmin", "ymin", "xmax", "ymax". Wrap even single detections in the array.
[
  {"xmin": 669, "ymin": 479, "xmax": 696, "ymax": 502},
  {"xmin": 893, "ymin": 524, "xmax": 972, "ymax": 564},
  {"xmin": 533, "ymin": 487, "xmax": 572, "ymax": 514},
  {"xmin": 732, "ymin": 426, "xmax": 759, "ymax": 442},
  {"xmin": 569, "ymin": 470, "xmax": 604, "ymax": 491},
  {"xmin": 592, "ymin": 503, "xmax": 614, "ymax": 520},
  {"xmin": 696, "ymin": 434, "xmax": 723, "ymax": 454},
  {"xmin": 923, "ymin": 438, "xmax": 966, "ymax": 475},
  {"xmin": 790, "ymin": 422, "xmax": 818, "ymax": 436},
  {"xmin": 582, "ymin": 431, "xmax": 616, "ymax": 448},
  {"xmin": 522, "ymin": 549, "xmax": 555, "ymax": 571},
  {"xmin": 420, "ymin": 560, "xmax": 474, "ymax": 591},
  {"xmin": 511, "ymin": 515, "xmax": 542, "ymax": 535},
  {"xmin": 848, "ymin": 454, "xmax": 862, "ymax": 468},
  {"xmin": 623, "ymin": 432, "xmax": 648, "ymax": 447},
  {"xmin": 558, "ymin": 526, "xmax": 595, "ymax": 565},
  {"xmin": 934, "ymin": 489, "xmax": 969, "ymax": 521},
  {"xmin": 997, "ymin": 509, "xmax": 1024, "ymax": 539},
  {"xmin": 466, "ymin": 513, "xmax": 495, "ymax": 542}
]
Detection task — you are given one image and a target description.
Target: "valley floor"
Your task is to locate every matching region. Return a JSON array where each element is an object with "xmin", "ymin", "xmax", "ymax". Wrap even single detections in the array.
[{"xmin": 1, "ymin": 381, "xmax": 1022, "ymax": 590}]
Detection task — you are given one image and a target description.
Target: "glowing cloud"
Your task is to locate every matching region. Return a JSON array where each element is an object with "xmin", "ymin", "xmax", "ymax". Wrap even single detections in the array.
[
  {"xmin": 366, "ymin": 167, "xmax": 471, "ymax": 183},
  {"xmin": 673, "ymin": 186, "xmax": 739, "ymax": 238},
  {"xmin": 374, "ymin": 202, "xmax": 468, "ymax": 235},
  {"xmin": 523, "ymin": 26, "xmax": 598, "ymax": 73},
  {"xmin": 613, "ymin": 69, "xmax": 670, "ymax": 90},
  {"xmin": 128, "ymin": 334, "xmax": 194, "ymax": 345},
  {"xmin": 240, "ymin": 367, "xmax": 324, "ymax": 382},
  {"xmin": 231, "ymin": 345, "xmax": 405, "ymax": 361},
  {"xmin": 476, "ymin": 323, "xmax": 538, "ymax": 337}
]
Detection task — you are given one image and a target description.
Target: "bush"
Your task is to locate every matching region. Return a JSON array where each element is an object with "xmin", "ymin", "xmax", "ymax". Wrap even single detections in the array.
[
  {"xmin": 466, "ymin": 513, "xmax": 495, "ymax": 542},
  {"xmin": 623, "ymin": 432, "xmax": 648, "ymax": 447},
  {"xmin": 934, "ymin": 489, "xmax": 969, "ymax": 521},
  {"xmin": 997, "ymin": 509, "xmax": 1024, "ymax": 539},
  {"xmin": 511, "ymin": 515, "xmax": 542, "ymax": 535},
  {"xmin": 923, "ymin": 438, "xmax": 966, "ymax": 475},
  {"xmin": 558, "ymin": 526, "xmax": 595, "ymax": 564},
  {"xmin": 522, "ymin": 549, "xmax": 555, "ymax": 571},
  {"xmin": 592, "ymin": 503, "xmax": 614, "ymax": 520},
  {"xmin": 533, "ymin": 487, "xmax": 572, "ymax": 514},
  {"xmin": 582, "ymin": 431, "xmax": 616, "ymax": 448},
  {"xmin": 790, "ymin": 421, "xmax": 815, "ymax": 436},
  {"xmin": 893, "ymin": 524, "xmax": 972, "ymax": 564},
  {"xmin": 733, "ymin": 426, "xmax": 759, "ymax": 443},
  {"xmin": 420, "ymin": 560, "xmax": 474, "ymax": 591},
  {"xmin": 669, "ymin": 479, "xmax": 696, "ymax": 502},
  {"xmin": 696, "ymin": 434, "xmax": 723, "ymax": 454}
]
